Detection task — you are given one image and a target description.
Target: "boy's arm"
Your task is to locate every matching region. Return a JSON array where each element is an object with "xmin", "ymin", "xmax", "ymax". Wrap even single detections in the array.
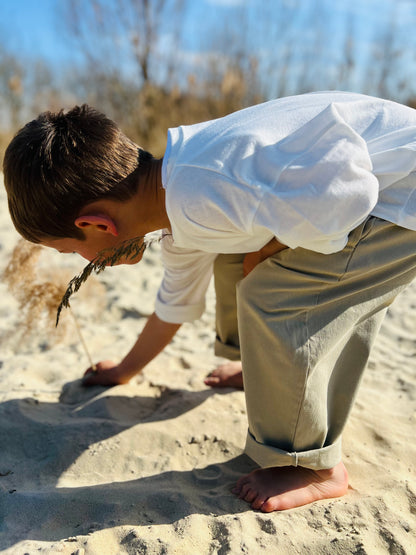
[
  {"xmin": 82, "ymin": 312, "xmax": 181, "ymax": 386},
  {"xmin": 243, "ymin": 237, "xmax": 287, "ymax": 276},
  {"xmin": 83, "ymin": 240, "xmax": 216, "ymax": 387}
]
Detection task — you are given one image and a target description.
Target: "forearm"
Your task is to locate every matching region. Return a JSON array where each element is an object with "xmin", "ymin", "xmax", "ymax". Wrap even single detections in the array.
[
  {"xmin": 259, "ymin": 237, "xmax": 287, "ymax": 259},
  {"xmin": 117, "ymin": 312, "xmax": 181, "ymax": 381},
  {"xmin": 243, "ymin": 237, "xmax": 287, "ymax": 276}
]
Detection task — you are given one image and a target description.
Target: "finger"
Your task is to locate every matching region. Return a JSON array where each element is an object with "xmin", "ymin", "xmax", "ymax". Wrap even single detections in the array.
[
  {"xmin": 81, "ymin": 372, "xmax": 97, "ymax": 386},
  {"xmin": 204, "ymin": 376, "xmax": 220, "ymax": 385},
  {"xmin": 82, "ymin": 370, "xmax": 104, "ymax": 386}
]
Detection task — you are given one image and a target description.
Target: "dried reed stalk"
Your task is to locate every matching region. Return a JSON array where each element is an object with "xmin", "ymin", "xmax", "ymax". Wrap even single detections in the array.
[
  {"xmin": 56, "ymin": 234, "xmax": 152, "ymax": 325},
  {"xmin": 4, "ymin": 234, "xmax": 158, "ymax": 370}
]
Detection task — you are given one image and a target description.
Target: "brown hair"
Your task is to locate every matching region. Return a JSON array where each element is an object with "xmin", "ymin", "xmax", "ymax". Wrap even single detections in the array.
[{"xmin": 3, "ymin": 104, "xmax": 153, "ymax": 242}]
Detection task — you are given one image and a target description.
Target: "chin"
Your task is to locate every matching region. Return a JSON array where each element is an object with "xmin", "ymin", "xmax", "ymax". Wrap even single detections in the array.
[{"xmin": 117, "ymin": 253, "xmax": 144, "ymax": 266}]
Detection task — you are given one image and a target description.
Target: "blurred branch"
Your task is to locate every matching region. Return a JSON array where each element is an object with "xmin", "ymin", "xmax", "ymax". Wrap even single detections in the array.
[
  {"xmin": 0, "ymin": 47, "xmax": 24, "ymax": 128},
  {"xmin": 2, "ymin": 0, "xmax": 416, "ymax": 167}
]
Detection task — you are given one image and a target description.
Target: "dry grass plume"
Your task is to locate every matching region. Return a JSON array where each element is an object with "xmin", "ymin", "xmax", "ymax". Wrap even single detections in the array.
[
  {"xmin": 3, "ymin": 239, "xmax": 68, "ymax": 345},
  {"xmin": 3, "ymin": 239, "xmax": 100, "ymax": 367}
]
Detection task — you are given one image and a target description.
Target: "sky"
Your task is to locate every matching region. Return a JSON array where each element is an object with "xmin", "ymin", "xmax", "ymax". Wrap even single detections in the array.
[
  {"xmin": 1, "ymin": 0, "xmax": 224, "ymax": 64},
  {"xmin": 1, "ymin": 0, "xmax": 69, "ymax": 63},
  {"xmin": 1, "ymin": 0, "xmax": 405, "ymax": 66},
  {"xmin": 1, "ymin": 0, "xmax": 416, "ymax": 105}
]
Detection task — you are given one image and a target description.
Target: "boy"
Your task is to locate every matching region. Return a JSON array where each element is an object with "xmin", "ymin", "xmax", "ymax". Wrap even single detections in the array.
[{"xmin": 3, "ymin": 92, "xmax": 416, "ymax": 513}]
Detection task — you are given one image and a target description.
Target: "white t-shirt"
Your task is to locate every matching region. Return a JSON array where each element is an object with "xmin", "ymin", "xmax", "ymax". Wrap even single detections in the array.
[{"xmin": 156, "ymin": 91, "xmax": 416, "ymax": 323}]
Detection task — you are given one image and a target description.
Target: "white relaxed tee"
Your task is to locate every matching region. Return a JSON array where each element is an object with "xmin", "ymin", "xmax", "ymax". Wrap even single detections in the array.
[{"xmin": 156, "ymin": 91, "xmax": 416, "ymax": 323}]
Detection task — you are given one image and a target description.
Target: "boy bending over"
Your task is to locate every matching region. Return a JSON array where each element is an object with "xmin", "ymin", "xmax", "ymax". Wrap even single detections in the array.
[{"xmin": 4, "ymin": 92, "xmax": 416, "ymax": 512}]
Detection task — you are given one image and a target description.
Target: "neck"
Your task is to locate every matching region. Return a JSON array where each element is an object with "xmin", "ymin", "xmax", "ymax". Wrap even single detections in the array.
[
  {"xmin": 145, "ymin": 157, "xmax": 163, "ymax": 190},
  {"xmin": 132, "ymin": 157, "xmax": 170, "ymax": 234}
]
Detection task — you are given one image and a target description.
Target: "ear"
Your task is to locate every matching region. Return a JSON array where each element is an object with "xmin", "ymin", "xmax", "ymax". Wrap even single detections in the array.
[{"xmin": 74, "ymin": 214, "xmax": 118, "ymax": 236}]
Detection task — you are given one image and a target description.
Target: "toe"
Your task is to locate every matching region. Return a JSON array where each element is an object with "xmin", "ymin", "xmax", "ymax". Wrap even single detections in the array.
[
  {"xmin": 238, "ymin": 482, "xmax": 254, "ymax": 500},
  {"xmin": 251, "ymin": 494, "xmax": 268, "ymax": 511},
  {"xmin": 260, "ymin": 499, "xmax": 277, "ymax": 513},
  {"xmin": 231, "ymin": 481, "xmax": 244, "ymax": 495},
  {"xmin": 242, "ymin": 488, "xmax": 257, "ymax": 503}
]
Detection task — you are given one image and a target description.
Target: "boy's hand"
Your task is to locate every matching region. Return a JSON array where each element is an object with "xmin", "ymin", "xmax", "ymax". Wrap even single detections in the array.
[
  {"xmin": 81, "ymin": 313, "xmax": 181, "ymax": 388},
  {"xmin": 243, "ymin": 237, "xmax": 287, "ymax": 276},
  {"xmin": 82, "ymin": 360, "xmax": 133, "ymax": 387}
]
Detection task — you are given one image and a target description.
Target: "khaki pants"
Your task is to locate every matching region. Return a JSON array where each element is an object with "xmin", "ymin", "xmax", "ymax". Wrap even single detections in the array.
[
  {"xmin": 214, "ymin": 218, "xmax": 416, "ymax": 470},
  {"xmin": 214, "ymin": 253, "xmax": 244, "ymax": 360}
]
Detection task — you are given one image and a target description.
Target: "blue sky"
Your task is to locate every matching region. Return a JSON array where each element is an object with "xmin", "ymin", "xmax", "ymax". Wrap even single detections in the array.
[
  {"xmin": 2, "ymin": 0, "xmax": 416, "ymax": 104},
  {"xmin": 1, "ymin": 0, "xmax": 401, "ymax": 66},
  {"xmin": 1, "ymin": 0, "xmax": 69, "ymax": 62}
]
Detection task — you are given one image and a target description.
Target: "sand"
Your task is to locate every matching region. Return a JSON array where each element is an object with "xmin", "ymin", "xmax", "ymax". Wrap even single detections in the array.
[{"xmin": 0, "ymin": 180, "xmax": 415, "ymax": 554}]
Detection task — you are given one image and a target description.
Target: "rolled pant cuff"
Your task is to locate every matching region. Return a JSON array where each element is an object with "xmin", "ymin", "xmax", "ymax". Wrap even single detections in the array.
[
  {"xmin": 244, "ymin": 431, "xmax": 342, "ymax": 471},
  {"xmin": 214, "ymin": 338, "xmax": 241, "ymax": 361}
]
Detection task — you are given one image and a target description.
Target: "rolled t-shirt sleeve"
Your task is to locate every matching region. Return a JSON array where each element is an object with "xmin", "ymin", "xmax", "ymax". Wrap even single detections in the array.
[{"xmin": 155, "ymin": 233, "xmax": 217, "ymax": 323}]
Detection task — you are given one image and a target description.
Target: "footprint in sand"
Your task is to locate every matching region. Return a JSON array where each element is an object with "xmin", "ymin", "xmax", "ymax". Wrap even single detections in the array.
[{"xmin": 192, "ymin": 465, "xmax": 223, "ymax": 484}]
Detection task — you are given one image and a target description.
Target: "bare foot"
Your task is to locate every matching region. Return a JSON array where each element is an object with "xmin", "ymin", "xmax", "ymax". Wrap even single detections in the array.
[
  {"xmin": 232, "ymin": 461, "xmax": 348, "ymax": 512},
  {"xmin": 204, "ymin": 361, "xmax": 244, "ymax": 389}
]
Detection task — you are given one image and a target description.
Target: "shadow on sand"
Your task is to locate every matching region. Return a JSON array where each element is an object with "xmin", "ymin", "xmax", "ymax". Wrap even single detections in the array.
[{"xmin": 0, "ymin": 380, "xmax": 255, "ymax": 549}]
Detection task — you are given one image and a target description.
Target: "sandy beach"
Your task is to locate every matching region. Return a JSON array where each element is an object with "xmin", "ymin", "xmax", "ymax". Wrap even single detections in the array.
[{"xmin": 0, "ymin": 178, "xmax": 415, "ymax": 554}]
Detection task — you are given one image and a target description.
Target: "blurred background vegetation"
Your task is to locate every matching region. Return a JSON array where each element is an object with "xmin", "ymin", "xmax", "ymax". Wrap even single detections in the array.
[{"xmin": 1, "ymin": 0, "xmax": 416, "ymax": 162}]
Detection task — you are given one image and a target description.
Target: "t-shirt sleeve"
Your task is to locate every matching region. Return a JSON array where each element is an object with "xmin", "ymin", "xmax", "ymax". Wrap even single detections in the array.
[
  {"xmin": 154, "ymin": 233, "xmax": 217, "ymax": 323},
  {"xmin": 254, "ymin": 103, "xmax": 380, "ymax": 254}
]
